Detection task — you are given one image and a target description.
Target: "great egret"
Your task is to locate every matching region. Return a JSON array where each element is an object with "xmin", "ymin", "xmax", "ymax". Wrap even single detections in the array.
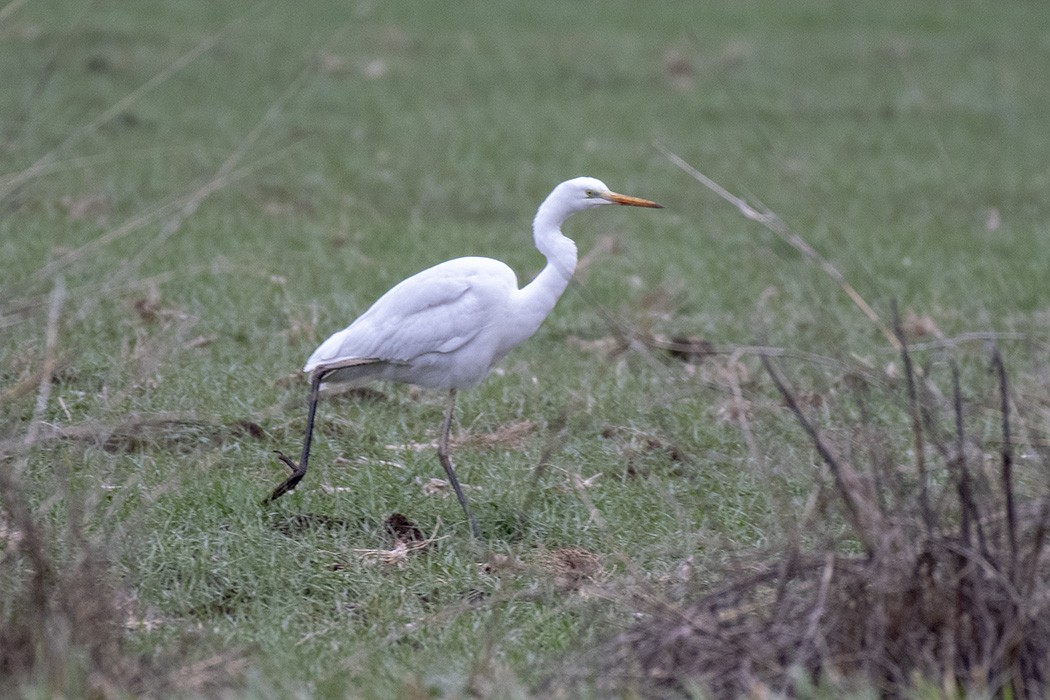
[{"xmin": 266, "ymin": 177, "xmax": 662, "ymax": 536}]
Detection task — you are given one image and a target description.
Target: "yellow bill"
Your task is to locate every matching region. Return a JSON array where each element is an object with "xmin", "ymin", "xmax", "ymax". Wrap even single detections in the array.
[{"xmin": 602, "ymin": 192, "xmax": 663, "ymax": 208}]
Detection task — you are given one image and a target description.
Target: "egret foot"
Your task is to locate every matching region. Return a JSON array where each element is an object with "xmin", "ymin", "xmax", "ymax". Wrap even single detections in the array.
[
  {"xmin": 266, "ymin": 450, "xmax": 307, "ymax": 502},
  {"xmin": 264, "ymin": 371, "xmax": 327, "ymax": 504}
]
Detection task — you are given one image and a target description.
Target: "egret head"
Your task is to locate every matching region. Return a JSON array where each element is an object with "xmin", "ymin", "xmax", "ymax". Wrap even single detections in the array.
[
  {"xmin": 533, "ymin": 177, "xmax": 662, "ymax": 244},
  {"xmin": 553, "ymin": 176, "xmax": 663, "ymax": 214}
]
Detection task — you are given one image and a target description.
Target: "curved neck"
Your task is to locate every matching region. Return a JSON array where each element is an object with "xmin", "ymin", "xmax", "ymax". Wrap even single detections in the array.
[
  {"xmin": 512, "ymin": 201, "xmax": 579, "ymax": 331},
  {"xmin": 528, "ymin": 232, "xmax": 578, "ymax": 303}
]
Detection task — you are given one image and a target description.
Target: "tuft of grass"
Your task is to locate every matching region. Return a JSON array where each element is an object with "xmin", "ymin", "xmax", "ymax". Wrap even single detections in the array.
[{"xmin": 570, "ymin": 332, "xmax": 1050, "ymax": 698}]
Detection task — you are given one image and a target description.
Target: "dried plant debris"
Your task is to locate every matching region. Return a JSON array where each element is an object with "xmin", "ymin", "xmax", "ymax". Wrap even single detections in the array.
[
  {"xmin": 384, "ymin": 512, "xmax": 425, "ymax": 543},
  {"xmin": 567, "ymin": 337, "xmax": 1050, "ymax": 698},
  {"xmin": 600, "ymin": 425, "xmax": 685, "ymax": 477},
  {"xmin": 390, "ymin": 420, "xmax": 537, "ymax": 453},
  {"xmin": 271, "ymin": 512, "xmax": 354, "ymax": 537},
  {"xmin": 1, "ymin": 467, "xmax": 159, "ymax": 694},
  {"xmin": 655, "ymin": 335, "xmax": 717, "ymax": 365},
  {"xmin": 596, "ymin": 523, "xmax": 1050, "ymax": 699},
  {"xmin": 6, "ymin": 412, "xmax": 265, "ymax": 455},
  {"xmin": 538, "ymin": 547, "xmax": 604, "ymax": 592},
  {"xmin": 351, "ymin": 519, "xmax": 443, "ymax": 568}
]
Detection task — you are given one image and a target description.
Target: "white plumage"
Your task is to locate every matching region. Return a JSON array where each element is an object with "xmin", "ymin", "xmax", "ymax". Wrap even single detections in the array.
[
  {"xmin": 266, "ymin": 176, "xmax": 662, "ymax": 536},
  {"xmin": 305, "ymin": 259, "xmax": 527, "ymax": 389}
]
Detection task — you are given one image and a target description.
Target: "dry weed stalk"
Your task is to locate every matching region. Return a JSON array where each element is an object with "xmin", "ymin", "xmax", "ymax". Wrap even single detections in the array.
[
  {"xmin": 351, "ymin": 521, "xmax": 445, "ymax": 567},
  {"xmin": 585, "ymin": 328, "xmax": 1050, "ymax": 698},
  {"xmin": 655, "ymin": 142, "xmax": 900, "ymax": 351},
  {"xmin": 0, "ymin": 26, "xmax": 224, "ymax": 201},
  {"xmin": 0, "ymin": 276, "xmax": 146, "ymax": 694}
]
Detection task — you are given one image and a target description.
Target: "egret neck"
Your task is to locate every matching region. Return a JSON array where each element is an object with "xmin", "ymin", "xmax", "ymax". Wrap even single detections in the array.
[{"xmin": 513, "ymin": 189, "xmax": 581, "ymax": 333}]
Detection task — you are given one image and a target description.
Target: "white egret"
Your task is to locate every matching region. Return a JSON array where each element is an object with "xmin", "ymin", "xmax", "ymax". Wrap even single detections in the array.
[{"xmin": 266, "ymin": 176, "xmax": 662, "ymax": 536}]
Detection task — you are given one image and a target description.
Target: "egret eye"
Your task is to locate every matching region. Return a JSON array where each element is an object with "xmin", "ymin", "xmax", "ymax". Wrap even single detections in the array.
[{"xmin": 585, "ymin": 190, "xmax": 597, "ymax": 198}]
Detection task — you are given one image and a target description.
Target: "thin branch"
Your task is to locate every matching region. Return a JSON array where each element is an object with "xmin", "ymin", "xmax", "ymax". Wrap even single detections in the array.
[
  {"xmin": 34, "ymin": 191, "xmax": 185, "ymax": 282},
  {"xmin": 0, "ymin": 351, "xmax": 72, "ymax": 406},
  {"xmin": 991, "ymin": 347, "xmax": 1018, "ymax": 578},
  {"xmin": 21, "ymin": 277, "xmax": 66, "ymax": 456},
  {"xmin": 952, "ymin": 362, "xmax": 972, "ymax": 549},
  {"xmin": 726, "ymin": 349, "xmax": 762, "ymax": 472},
  {"xmin": 801, "ymin": 553, "xmax": 835, "ymax": 655},
  {"xmin": 0, "ymin": 0, "xmax": 27, "ymax": 23},
  {"xmin": 0, "ymin": 23, "xmax": 229, "ymax": 201},
  {"xmin": 885, "ymin": 331, "xmax": 1034, "ymax": 353},
  {"xmin": 761, "ymin": 355, "xmax": 885, "ymax": 553},
  {"xmin": 654, "ymin": 141, "xmax": 900, "ymax": 350},
  {"xmin": 641, "ymin": 335, "xmax": 887, "ymax": 384},
  {"xmin": 1020, "ymin": 495, "xmax": 1050, "ymax": 598},
  {"xmin": 53, "ymin": 25, "xmax": 342, "ymax": 318},
  {"xmin": 0, "ymin": 144, "xmax": 178, "ymax": 190},
  {"xmin": 30, "ymin": 143, "xmax": 298, "ymax": 286},
  {"xmin": 894, "ymin": 302, "xmax": 932, "ymax": 532}
]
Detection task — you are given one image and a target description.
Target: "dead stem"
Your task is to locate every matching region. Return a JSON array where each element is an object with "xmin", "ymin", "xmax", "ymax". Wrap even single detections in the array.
[
  {"xmin": 521, "ymin": 403, "xmax": 572, "ymax": 516},
  {"xmin": 952, "ymin": 363, "xmax": 974, "ymax": 550},
  {"xmin": 0, "ymin": 22, "xmax": 231, "ymax": 201},
  {"xmin": 14, "ymin": 278, "xmax": 66, "ymax": 479},
  {"xmin": 654, "ymin": 141, "xmax": 900, "ymax": 351},
  {"xmin": 32, "ymin": 142, "xmax": 301, "ymax": 291},
  {"xmin": 893, "ymin": 302, "xmax": 933, "ymax": 533},
  {"xmin": 761, "ymin": 355, "xmax": 886, "ymax": 554},
  {"xmin": 992, "ymin": 348, "xmax": 1018, "ymax": 577}
]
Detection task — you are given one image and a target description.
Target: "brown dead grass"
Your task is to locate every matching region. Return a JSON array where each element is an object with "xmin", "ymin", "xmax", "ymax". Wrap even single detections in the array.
[
  {"xmin": 0, "ymin": 453, "xmax": 145, "ymax": 695},
  {"xmin": 558, "ymin": 331, "xmax": 1050, "ymax": 698}
]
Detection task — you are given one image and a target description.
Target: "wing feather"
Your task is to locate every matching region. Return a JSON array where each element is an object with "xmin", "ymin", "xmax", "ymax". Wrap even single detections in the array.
[{"xmin": 305, "ymin": 258, "xmax": 517, "ymax": 372}]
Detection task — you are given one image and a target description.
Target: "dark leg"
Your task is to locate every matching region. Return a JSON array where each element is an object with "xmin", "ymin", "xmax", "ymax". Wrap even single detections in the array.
[
  {"xmin": 437, "ymin": 388, "xmax": 480, "ymax": 537},
  {"xmin": 266, "ymin": 369, "xmax": 327, "ymax": 502}
]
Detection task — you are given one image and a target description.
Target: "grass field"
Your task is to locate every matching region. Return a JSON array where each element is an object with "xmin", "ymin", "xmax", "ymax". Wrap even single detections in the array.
[{"xmin": 3, "ymin": 1, "xmax": 1050, "ymax": 696}]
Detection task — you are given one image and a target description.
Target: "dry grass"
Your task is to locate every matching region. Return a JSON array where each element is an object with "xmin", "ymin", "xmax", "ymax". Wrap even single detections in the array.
[
  {"xmin": 559, "ymin": 327, "xmax": 1050, "ymax": 698},
  {"xmin": 0, "ymin": 433, "xmax": 147, "ymax": 695},
  {"xmin": 0, "ymin": 280, "xmax": 248, "ymax": 695}
]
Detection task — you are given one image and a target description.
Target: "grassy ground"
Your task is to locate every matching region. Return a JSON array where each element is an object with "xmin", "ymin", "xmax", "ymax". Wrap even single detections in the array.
[{"xmin": 2, "ymin": 0, "xmax": 1050, "ymax": 696}]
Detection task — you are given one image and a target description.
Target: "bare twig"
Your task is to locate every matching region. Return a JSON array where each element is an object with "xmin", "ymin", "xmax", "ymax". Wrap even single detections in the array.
[
  {"xmin": 0, "ymin": 0, "xmax": 28, "ymax": 23},
  {"xmin": 0, "ymin": 352, "xmax": 73, "ymax": 406},
  {"xmin": 801, "ymin": 553, "xmax": 835, "ymax": 654},
  {"xmin": 1020, "ymin": 494, "xmax": 1050, "ymax": 598},
  {"xmin": 951, "ymin": 363, "xmax": 975, "ymax": 550},
  {"xmin": 885, "ymin": 331, "xmax": 1034, "ymax": 353},
  {"xmin": 0, "ymin": 24, "xmax": 229, "ymax": 201},
  {"xmin": 34, "ymin": 193, "xmax": 184, "ymax": 282},
  {"xmin": 0, "ymin": 145, "xmax": 178, "ymax": 191},
  {"xmin": 0, "ymin": 280, "xmax": 65, "ymax": 673},
  {"xmin": 118, "ymin": 62, "xmax": 316, "ymax": 276},
  {"xmin": 991, "ymin": 348, "xmax": 1018, "ymax": 577},
  {"xmin": 0, "ymin": 411, "xmax": 251, "ymax": 456},
  {"xmin": 641, "ymin": 336, "xmax": 887, "ymax": 385},
  {"xmin": 761, "ymin": 355, "xmax": 885, "ymax": 553},
  {"xmin": 32, "ymin": 143, "xmax": 299, "ymax": 286},
  {"xmin": 893, "ymin": 303, "xmax": 932, "ymax": 532},
  {"xmin": 18, "ymin": 278, "xmax": 66, "ymax": 469},
  {"xmin": 654, "ymin": 141, "xmax": 900, "ymax": 350}
]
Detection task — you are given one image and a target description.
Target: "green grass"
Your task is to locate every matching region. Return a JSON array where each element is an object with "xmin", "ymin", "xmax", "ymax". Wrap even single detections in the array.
[{"xmin": 3, "ymin": 0, "xmax": 1050, "ymax": 696}]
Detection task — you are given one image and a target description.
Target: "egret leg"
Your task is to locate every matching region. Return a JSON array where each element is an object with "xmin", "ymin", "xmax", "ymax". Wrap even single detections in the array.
[
  {"xmin": 266, "ymin": 369, "xmax": 327, "ymax": 502},
  {"xmin": 437, "ymin": 388, "xmax": 480, "ymax": 537}
]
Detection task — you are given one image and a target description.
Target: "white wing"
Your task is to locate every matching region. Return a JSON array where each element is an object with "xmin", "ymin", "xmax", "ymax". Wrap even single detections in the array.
[{"xmin": 305, "ymin": 257, "xmax": 518, "ymax": 372}]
